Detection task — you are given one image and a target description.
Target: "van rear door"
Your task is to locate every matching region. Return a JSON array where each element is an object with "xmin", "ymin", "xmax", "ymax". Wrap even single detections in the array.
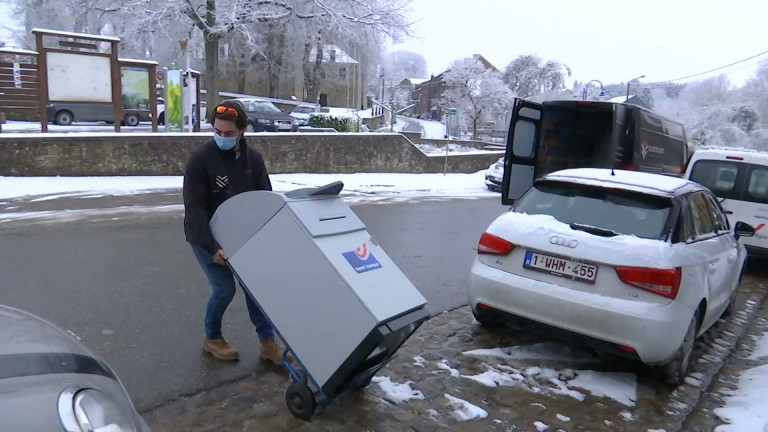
[{"xmin": 501, "ymin": 98, "xmax": 542, "ymax": 205}]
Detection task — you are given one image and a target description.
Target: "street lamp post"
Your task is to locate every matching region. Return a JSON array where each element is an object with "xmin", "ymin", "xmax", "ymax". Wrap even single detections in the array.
[
  {"xmin": 625, "ymin": 75, "xmax": 646, "ymax": 102},
  {"xmin": 582, "ymin": 80, "xmax": 605, "ymax": 101},
  {"xmin": 379, "ymin": 67, "xmax": 385, "ymax": 128}
]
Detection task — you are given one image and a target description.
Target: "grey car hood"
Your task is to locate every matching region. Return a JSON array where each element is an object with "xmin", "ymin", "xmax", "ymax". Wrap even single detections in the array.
[{"xmin": 0, "ymin": 305, "xmax": 90, "ymax": 357}]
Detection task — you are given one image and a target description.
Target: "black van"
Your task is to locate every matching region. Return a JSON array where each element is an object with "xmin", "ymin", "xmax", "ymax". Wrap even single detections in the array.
[{"xmin": 501, "ymin": 98, "xmax": 688, "ymax": 204}]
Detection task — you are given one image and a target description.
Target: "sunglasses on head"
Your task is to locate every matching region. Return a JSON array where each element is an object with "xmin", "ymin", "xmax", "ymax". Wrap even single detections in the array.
[{"xmin": 215, "ymin": 105, "xmax": 239, "ymax": 117}]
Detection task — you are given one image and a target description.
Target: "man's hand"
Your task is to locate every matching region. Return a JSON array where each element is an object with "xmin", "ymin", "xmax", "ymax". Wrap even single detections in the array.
[{"xmin": 212, "ymin": 249, "xmax": 228, "ymax": 266}]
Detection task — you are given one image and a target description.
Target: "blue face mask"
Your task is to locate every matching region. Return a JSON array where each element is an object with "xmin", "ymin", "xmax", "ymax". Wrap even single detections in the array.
[{"xmin": 213, "ymin": 132, "xmax": 238, "ymax": 151}]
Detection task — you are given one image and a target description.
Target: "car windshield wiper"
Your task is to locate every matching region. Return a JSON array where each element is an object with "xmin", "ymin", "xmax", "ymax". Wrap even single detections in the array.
[{"xmin": 569, "ymin": 222, "xmax": 620, "ymax": 237}]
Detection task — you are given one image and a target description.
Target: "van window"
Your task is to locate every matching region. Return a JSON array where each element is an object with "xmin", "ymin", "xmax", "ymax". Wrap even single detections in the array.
[
  {"xmin": 746, "ymin": 166, "xmax": 768, "ymax": 205},
  {"xmin": 688, "ymin": 160, "xmax": 746, "ymax": 200}
]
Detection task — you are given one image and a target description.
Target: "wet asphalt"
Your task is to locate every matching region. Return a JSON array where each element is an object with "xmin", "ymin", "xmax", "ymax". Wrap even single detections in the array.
[{"xmin": 0, "ymin": 196, "xmax": 508, "ymax": 410}]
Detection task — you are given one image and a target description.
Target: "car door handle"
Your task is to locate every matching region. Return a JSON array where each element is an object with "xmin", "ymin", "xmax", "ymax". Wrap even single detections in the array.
[
  {"xmin": 727, "ymin": 251, "xmax": 738, "ymax": 263},
  {"xmin": 707, "ymin": 263, "xmax": 717, "ymax": 274}
]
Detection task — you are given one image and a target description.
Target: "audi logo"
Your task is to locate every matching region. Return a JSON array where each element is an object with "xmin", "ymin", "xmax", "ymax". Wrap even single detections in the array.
[{"xmin": 550, "ymin": 236, "xmax": 578, "ymax": 248}]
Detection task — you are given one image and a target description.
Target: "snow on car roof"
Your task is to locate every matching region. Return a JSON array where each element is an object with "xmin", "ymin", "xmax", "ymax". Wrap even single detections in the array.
[
  {"xmin": 541, "ymin": 168, "xmax": 698, "ymax": 196},
  {"xmin": 694, "ymin": 147, "xmax": 768, "ymax": 158}
]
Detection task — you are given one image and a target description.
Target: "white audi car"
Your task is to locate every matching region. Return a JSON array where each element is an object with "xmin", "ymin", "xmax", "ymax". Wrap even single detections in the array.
[{"xmin": 469, "ymin": 168, "xmax": 754, "ymax": 383}]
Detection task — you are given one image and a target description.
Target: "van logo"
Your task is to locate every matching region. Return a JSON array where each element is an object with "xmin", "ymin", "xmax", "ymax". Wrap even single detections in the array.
[
  {"xmin": 550, "ymin": 236, "xmax": 578, "ymax": 248},
  {"xmin": 640, "ymin": 141, "xmax": 665, "ymax": 159}
]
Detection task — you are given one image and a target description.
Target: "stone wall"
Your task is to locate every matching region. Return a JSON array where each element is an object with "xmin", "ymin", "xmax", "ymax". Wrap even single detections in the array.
[{"xmin": 0, "ymin": 132, "xmax": 504, "ymax": 176}]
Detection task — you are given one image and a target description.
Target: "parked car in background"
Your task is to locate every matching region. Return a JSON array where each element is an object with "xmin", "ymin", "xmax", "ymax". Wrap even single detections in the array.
[
  {"xmin": 469, "ymin": 168, "xmax": 753, "ymax": 383},
  {"xmin": 289, "ymin": 104, "xmax": 320, "ymax": 126},
  {"xmin": 0, "ymin": 304, "xmax": 151, "ymax": 431},
  {"xmin": 157, "ymin": 99, "xmax": 207, "ymax": 126},
  {"xmin": 685, "ymin": 147, "xmax": 768, "ymax": 257},
  {"xmin": 224, "ymin": 98, "xmax": 298, "ymax": 132},
  {"xmin": 48, "ymin": 103, "xmax": 148, "ymax": 126},
  {"xmin": 485, "ymin": 158, "xmax": 504, "ymax": 191}
]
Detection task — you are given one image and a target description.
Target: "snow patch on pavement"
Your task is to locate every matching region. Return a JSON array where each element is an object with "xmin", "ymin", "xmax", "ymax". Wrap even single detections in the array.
[
  {"xmin": 464, "ymin": 342, "xmax": 597, "ymax": 363},
  {"xmin": 444, "ymin": 394, "xmax": 488, "ymax": 421},
  {"xmin": 714, "ymin": 363, "xmax": 768, "ymax": 432},
  {"xmin": 746, "ymin": 329, "xmax": 768, "ymax": 360},
  {"xmin": 371, "ymin": 376, "xmax": 424, "ymax": 404},
  {"xmin": 568, "ymin": 370, "xmax": 637, "ymax": 407}
]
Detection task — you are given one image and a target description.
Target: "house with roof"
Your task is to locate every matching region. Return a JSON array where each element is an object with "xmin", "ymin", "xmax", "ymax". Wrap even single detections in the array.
[
  {"xmin": 412, "ymin": 54, "xmax": 498, "ymax": 120},
  {"xmin": 297, "ymin": 44, "xmax": 366, "ymax": 109}
]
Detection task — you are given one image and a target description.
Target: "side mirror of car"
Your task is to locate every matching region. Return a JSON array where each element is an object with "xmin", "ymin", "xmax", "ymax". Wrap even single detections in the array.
[{"xmin": 734, "ymin": 221, "xmax": 756, "ymax": 239}]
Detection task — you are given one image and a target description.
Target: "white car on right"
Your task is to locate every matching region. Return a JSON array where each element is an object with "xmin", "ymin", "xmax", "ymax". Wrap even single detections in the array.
[
  {"xmin": 469, "ymin": 168, "xmax": 754, "ymax": 383},
  {"xmin": 685, "ymin": 147, "xmax": 768, "ymax": 257}
]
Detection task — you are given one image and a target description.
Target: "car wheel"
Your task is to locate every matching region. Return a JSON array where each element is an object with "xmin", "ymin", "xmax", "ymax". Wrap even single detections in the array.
[
  {"xmin": 158, "ymin": 112, "xmax": 165, "ymax": 125},
  {"xmin": 124, "ymin": 113, "xmax": 140, "ymax": 127},
  {"xmin": 104, "ymin": 120, "xmax": 114, "ymax": 125},
  {"xmin": 54, "ymin": 110, "xmax": 73, "ymax": 126},
  {"xmin": 663, "ymin": 311, "xmax": 699, "ymax": 385},
  {"xmin": 246, "ymin": 123, "xmax": 255, "ymax": 132}
]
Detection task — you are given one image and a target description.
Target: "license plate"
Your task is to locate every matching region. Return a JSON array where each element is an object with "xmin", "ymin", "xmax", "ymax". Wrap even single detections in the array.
[
  {"xmin": 278, "ymin": 124, "xmax": 292, "ymax": 130},
  {"xmin": 523, "ymin": 251, "xmax": 598, "ymax": 283}
]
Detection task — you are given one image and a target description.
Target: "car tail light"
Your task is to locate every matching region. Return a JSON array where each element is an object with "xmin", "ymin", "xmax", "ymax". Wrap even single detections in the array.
[
  {"xmin": 615, "ymin": 267, "xmax": 682, "ymax": 299},
  {"xmin": 617, "ymin": 344, "xmax": 637, "ymax": 354},
  {"xmin": 478, "ymin": 232, "xmax": 515, "ymax": 255}
]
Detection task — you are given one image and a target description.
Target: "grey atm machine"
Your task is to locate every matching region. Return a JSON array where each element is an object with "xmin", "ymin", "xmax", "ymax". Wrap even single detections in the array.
[{"xmin": 210, "ymin": 182, "xmax": 429, "ymax": 419}]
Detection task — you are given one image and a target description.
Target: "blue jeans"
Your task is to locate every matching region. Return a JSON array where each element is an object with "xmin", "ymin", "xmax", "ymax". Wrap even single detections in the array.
[{"xmin": 191, "ymin": 244, "xmax": 274, "ymax": 341}]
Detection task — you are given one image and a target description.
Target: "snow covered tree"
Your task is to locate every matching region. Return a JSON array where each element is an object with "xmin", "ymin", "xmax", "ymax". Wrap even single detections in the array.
[
  {"xmin": 382, "ymin": 50, "xmax": 427, "ymax": 81},
  {"xmin": 13, "ymin": 0, "xmax": 122, "ymax": 48},
  {"xmin": 127, "ymin": 0, "xmax": 414, "ymax": 111},
  {"xmin": 441, "ymin": 57, "xmax": 514, "ymax": 140},
  {"xmin": 503, "ymin": 54, "xmax": 571, "ymax": 99}
]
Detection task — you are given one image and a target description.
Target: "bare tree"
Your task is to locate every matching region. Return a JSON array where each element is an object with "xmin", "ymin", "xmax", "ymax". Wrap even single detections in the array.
[{"xmin": 441, "ymin": 57, "xmax": 514, "ymax": 140}]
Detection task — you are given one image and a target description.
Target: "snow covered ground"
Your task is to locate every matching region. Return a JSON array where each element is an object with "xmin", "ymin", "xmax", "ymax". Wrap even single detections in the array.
[
  {"xmin": 714, "ymin": 328, "xmax": 768, "ymax": 432},
  {"xmin": 0, "ymin": 172, "xmax": 497, "ymax": 205},
  {"xmin": 372, "ymin": 340, "xmax": 641, "ymax": 426}
]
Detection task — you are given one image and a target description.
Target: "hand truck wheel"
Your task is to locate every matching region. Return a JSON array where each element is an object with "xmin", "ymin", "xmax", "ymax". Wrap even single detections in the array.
[{"xmin": 286, "ymin": 382, "xmax": 316, "ymax": 420}]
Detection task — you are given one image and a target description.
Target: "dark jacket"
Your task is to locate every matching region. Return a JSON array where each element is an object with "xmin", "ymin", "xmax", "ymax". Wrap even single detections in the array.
[{"xmin": 183, "ymin": 139, "xmax": 272, "ymax": 255}]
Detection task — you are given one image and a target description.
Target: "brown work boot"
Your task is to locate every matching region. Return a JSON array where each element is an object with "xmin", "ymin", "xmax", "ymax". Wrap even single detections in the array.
[
  {"xmin": 260, "ymin": 339, "xmax": 291, "ymax": 366},
  {"xmin": 203, "ymin": 337, "xmax": 239, "ymax": 361}
]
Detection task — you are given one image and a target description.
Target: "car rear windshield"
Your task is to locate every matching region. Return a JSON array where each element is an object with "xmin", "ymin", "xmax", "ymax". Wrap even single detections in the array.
[{"xmin": 514, "ymin": 182, "xmax": 674, "ymax": 239}]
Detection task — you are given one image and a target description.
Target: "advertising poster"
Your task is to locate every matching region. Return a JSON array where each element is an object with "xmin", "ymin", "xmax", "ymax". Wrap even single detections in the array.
[
  {"xmin": 120, "ymin": 67, "xmax": 150, "ymax": 109},
  {"xmin": 166, "ymin": 70, "xmax": 183, "ymax": 132}
]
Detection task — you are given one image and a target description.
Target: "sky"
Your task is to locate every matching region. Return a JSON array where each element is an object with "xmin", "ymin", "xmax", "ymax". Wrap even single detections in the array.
[
  {"xmin": 2, "ymin": 0, "xmax": 766, "ymax": 89},
  {"xmin": 392, "ymin": 0, "xmax": 768, "ymax": 88}
]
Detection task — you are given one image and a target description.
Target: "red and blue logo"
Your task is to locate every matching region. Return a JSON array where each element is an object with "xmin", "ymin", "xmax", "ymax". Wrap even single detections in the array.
[{"xmin": 342, "ymin": 243, "xmax": 382, "ymax": 273}]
